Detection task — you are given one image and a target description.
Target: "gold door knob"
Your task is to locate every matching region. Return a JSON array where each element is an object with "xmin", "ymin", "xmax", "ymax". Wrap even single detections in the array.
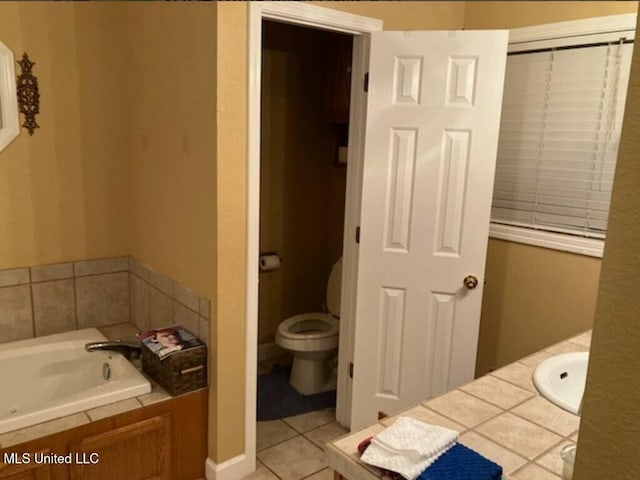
[{"xmin": 463, "ymin": 275, "xmax": 479, "ymax": 289}]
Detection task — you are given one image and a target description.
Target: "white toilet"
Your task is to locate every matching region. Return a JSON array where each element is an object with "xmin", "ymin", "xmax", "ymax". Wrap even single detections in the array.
[{"xmin": 275, "ymin": 258, "xmax": 342, "ymax": 395}]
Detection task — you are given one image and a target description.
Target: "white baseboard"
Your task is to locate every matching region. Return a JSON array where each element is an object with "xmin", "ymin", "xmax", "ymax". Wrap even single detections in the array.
[
  {"xmin": 257, "ymin": 341, "xmax": 286, "ymax": 363},
  {"xmin": 205, "ymin": 454, "xmax": 255, "ymax": 480}
]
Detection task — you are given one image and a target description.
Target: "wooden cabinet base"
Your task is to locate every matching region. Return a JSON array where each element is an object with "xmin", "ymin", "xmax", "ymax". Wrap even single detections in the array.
[
  {"xmin": 0, "ymin": 389, "xmax": 207, "ymax": 480},
  {"xmin": 0, "ymin": 451, "xmax": 52, "ymax": 480},
  {"xmin": 69, "ymin": 415, "xmax": 171, "ymax": 480}
]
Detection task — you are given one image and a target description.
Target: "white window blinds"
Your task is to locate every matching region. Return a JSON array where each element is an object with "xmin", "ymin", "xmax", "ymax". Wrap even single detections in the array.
[{"xmin": 492, "ymin": 41, "xmax": 634, "ymax": 239}]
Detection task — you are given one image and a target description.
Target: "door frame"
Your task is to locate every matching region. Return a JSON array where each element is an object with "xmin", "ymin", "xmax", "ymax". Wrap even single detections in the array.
[{"xmin": 245, "ymin": 0, "xmax": 382, "ymax": 473}]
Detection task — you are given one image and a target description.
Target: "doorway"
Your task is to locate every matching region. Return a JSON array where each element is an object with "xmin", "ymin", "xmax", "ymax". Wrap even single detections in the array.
[
  {"xmin": 256, "ymin": 19, "xmax": 352, "ymax": 421},
  {"xmin": 244, "ymin": 3, "xmax": 382, "ymax": 476}
]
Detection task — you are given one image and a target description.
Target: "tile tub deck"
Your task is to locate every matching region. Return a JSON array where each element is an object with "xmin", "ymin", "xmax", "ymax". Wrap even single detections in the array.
[
  {"xmin": 326, "ymin": 331, "xmax": 591, "ymax": 480},
  {"xmin": 0, "ymin": 323, "xmax": 178, "ymax": 449}
]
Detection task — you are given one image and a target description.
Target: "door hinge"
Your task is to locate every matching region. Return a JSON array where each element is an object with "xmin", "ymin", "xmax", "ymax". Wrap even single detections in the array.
[
  {"xmin": 364, "ymin": 72, "xmax": 369, "ymax": 93},
  {"xmin": 355, "ymin": 226, "xmax": 361, "ymax": 244},
  {"xmin": 349, "ymin": 362, "xmax": 354, "ymax": 378}
]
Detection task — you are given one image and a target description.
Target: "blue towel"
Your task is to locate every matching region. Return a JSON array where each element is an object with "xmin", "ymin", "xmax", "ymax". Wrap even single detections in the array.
[{"xmin": 417, "ymin": 443, "xmax": 502, "ymax": 480}]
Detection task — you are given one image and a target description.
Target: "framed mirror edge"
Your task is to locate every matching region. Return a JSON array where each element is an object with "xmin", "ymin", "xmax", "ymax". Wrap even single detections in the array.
[{"xmin": 0, "ymin": 39, "xmax": 20, "ymax": 152}]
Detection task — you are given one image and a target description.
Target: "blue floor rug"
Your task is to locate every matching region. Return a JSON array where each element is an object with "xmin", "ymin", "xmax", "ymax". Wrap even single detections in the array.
[{"xmin": 257, "ymin": 364, "xmax": 336, "ymax": 421}]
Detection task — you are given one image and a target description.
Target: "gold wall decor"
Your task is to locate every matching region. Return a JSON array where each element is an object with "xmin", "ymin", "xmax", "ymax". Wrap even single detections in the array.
[{"xmin": 16, "ymin": 53, "xmax": 40, "ymax": 135}]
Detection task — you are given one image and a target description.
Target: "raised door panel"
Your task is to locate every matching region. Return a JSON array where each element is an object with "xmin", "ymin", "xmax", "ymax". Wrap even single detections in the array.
[{"xmin": 69, "ymin": 415, "xmax": 171, "ymax": 480}]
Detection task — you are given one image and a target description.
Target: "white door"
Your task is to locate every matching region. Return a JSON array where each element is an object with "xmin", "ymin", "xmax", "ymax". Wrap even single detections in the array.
[{"xmin": 349, "ymin": 30, "xmax": 508, "ymax": 430}]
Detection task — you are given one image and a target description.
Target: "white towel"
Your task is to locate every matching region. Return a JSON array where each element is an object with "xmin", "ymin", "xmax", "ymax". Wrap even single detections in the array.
[{"xmin": 359, "ymin": 417, "xmax": 459, "ymax": 480}]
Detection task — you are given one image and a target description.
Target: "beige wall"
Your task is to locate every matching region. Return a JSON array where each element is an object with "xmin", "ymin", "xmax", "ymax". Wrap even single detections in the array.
[
  {"xmin": 464, "ymin": 1, "xmax": 638, "ymax": 375},
  {"xmin": 0, "ymin": 2, "xmax": 220, "ymax": 297},
  {"xmin": 325, "ymin": 1, "xmax": 466, "ymax": 29},
  {"xmin": 126, "ymin": 3, "xmax": 217, "ymax": 301},
  {"xmin": 259, "ymin": 22, "xmax": 347, "ymax": 344},
  {"xmin": 477, "ymin": 240, "xmax": 601, "ymax": 374},
  {"xmin": 123, "ymin": 6, "xmax": 221, "ymax": 462},
  {"xmin": 125, "ymin": 2, "xmax": 242, "ymax": 464},
  {"xmin": 575, "ymin": 11, "xmax": 640, "ymax": 478},
  {"xmin": 214, "ymin": 2, "xmax": 247, "ymax": 463},
  {"xmin": 464, "ymin": 1, "xmax": 637, "ymax": 29},
  {"xmin": 0, "ymin": 3, "xmax": 128, "ymax": 269}
]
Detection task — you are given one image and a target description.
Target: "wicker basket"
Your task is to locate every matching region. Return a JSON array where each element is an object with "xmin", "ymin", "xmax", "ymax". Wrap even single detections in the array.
[{"xmin": 141, "ymin": 341, "xmax": 207, "ymax": 396}]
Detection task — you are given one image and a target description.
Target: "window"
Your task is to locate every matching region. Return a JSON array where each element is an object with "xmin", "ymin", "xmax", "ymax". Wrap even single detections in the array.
[{"xmin": 490, "ymin": 15, "xmax": 636, "ymax": 257}]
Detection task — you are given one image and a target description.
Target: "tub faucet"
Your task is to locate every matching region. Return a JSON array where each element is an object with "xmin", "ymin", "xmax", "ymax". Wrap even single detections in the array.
[{"xmin": 85, "ymin": 341, "xmax": 142, "ymax": 360}]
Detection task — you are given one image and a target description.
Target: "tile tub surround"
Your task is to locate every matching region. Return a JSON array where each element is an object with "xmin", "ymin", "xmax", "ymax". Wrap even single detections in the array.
[
  {"xmin": 0, "ymin": 256, "xmax": 211, "ymax": 347},
  {"xmin": 128, "ymin": 256, "xmax": 211, "ymax": 346},
  {"xmin": 326, "ymin": 331, "xmax": 591, "ymax": 480},
  {"xmin": 0, "ymin": 257, "xmax": 130, "ymax": 343}
]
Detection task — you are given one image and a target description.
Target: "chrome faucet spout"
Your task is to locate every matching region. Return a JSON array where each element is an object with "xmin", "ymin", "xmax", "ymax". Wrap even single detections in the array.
[{"xmin": 85, "ymin": 341, "xmax": 141, "ymax": 360}]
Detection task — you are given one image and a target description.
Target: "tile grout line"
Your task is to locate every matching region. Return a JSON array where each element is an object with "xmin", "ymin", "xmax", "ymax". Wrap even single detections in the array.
[
  {"xmin": 256, "ymin": 416, "xmax": 343, "ymax": 480},
  {"xmin": 459, "ymin": 430, "xmax": 529, "ymax": 475},
  {"xmin": 421, "ymin": 394, "xmax": 570, "ymax": 465},
  {"xmin": 258, "ymin": 430, "xmax": 325, "ymax": 456},
  {"xmin": 128, "ymin": 261, "xmax": 134, "ymax": 328},
  {"xmin": 257, "ymin": 458, "xmax": 285, "ymax": 480},
  {"xmin": 487, "ymin": 368, "xmax": 537, "ymax": 393},
  {"xmin": 463, "ymin": 397, "xmax": 578, "ymax": 464},
  {"xmin": 257, "ymin": 432, "xmax": 326, "ymax": 480},
  {"xmin": 299, "ymin": 466, "xmax": 331, "ymax": 480},
  {"xmin": 459, "ymin": 381, "xmax": 536, "ymax": 411},
  {"xmin": 506, "ymin": 408, "xmax": 579, "ymax": 439},
  {"xmin": 282, "ymin": 417, "xmax": 336, "ymax": 435},
  {"xmin": 509, "ymin": 459, "xmax": 562, "ymax": 479},
  {"xmin": 131, "ymin": 268, "xmax": 203, "ymax": 317},
  {"xmin": 0, "ymin": 281, "xmax": 31, "ymax": 290},
  {"xmin": 529, "ymin": 437, "xmax": 574, "ymax": 475},
  {"xmin": 256, "ymin": 425, "xmax": 299, "ymax": 454},
  {"xmin": 454, "ymin": 372, "xmax": 581, "ymax": 439},
  {"xmin": 28, "ymin": 267, "xmax": 36, "ymax": 337},
  {"xmin": 421, "ymin": 395, "xmax": 504, "ymax": 433},
  {"xmin": 72, "ymin": 262, "xmax": 79, "ymax": 330}
]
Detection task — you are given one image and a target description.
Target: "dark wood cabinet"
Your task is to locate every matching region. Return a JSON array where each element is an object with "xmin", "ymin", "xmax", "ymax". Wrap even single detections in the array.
[
  {"xmin": 325, "ymin": 34, "xmax": 354, "ymax": 124},
  {"xmin": 69, "ymin": 416, "xmax": 171, "ymax": 480},
  {"xmin": 0, "ymin": 452, "xmax": 52, "ymax": 480},
  {"xmin": 0, "ymin": 389, "xmax": 207, "ymax": 480}
]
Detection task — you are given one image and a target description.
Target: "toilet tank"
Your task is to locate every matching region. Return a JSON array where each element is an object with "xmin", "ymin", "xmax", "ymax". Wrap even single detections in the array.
[{"xmin": 326, "ymin": 258, "xmax": 343, "ymax": 317}]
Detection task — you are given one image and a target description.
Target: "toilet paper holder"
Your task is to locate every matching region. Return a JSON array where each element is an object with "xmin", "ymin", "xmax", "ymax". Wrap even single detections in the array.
[{"xmin": 259, "ymin": 252, "xmax": 281, "ymax": 272}]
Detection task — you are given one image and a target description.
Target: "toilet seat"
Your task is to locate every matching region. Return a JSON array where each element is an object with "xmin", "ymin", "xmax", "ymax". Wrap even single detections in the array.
[
  {"xmin": 277, "ymin": 313, "xmax": 338, "ymax": 340},
  {"xmin": 273, "ymin": 258, "xmax": 342, "ymax": 395},
  {"xmin": 275, "ymin": 313, "xmax": 339, "ymax": 354}
]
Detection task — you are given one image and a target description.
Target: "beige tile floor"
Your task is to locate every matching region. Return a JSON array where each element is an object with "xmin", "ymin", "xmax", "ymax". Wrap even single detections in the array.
[
  {"xmin": 250, "ymin": 356, "xmax": 347, "ymax": 480},
  {"xmin": 247, "ymin": 409, "xmax": 349, "ymax": 480}
]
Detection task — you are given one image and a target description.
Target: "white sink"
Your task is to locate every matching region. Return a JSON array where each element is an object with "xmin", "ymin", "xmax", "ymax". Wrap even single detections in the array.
[{"xmin": 533, "ymin": 352, "xmax": 589, "ymax": 415}]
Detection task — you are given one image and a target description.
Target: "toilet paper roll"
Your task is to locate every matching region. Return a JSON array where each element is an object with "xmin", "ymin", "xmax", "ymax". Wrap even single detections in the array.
[{"xmin": 259, "ymin": 254, "xmax": 281, "ymax": 272}]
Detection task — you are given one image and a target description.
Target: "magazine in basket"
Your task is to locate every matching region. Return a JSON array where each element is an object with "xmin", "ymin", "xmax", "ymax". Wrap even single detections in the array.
[
  {"xmin": 137, "ymin": 325, "xmax": 204, "ymax": 359},
  {"xmin": 137, "ymin": 325, "xmax": 207, "ymax": 395}
]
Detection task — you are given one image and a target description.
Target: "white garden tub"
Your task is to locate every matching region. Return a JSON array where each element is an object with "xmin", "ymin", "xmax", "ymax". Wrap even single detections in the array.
[{"xmin": 0, "ymin": 328, "xmax": 151, "ymax": 434}]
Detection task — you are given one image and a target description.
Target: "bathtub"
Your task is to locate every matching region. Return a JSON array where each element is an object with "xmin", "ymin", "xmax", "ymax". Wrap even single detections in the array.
[{"xmin": 0, "ymin": 328, "xmax": 151, "ymax": 435}]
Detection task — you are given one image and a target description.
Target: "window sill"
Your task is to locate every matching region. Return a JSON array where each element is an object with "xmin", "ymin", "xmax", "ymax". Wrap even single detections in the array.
[{"xmin": 489, "ymin": 223, "xmax": 604, "ymax": 258}]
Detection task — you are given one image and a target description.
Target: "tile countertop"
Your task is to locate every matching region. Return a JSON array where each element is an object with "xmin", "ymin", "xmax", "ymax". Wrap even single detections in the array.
[
  {"xmin": 0, "ymin": 323, "xmax": 176, "ymax": 449},
  {"xmin": 326, "ymin": 331, "xmax": 591, "ymax": 480}
]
